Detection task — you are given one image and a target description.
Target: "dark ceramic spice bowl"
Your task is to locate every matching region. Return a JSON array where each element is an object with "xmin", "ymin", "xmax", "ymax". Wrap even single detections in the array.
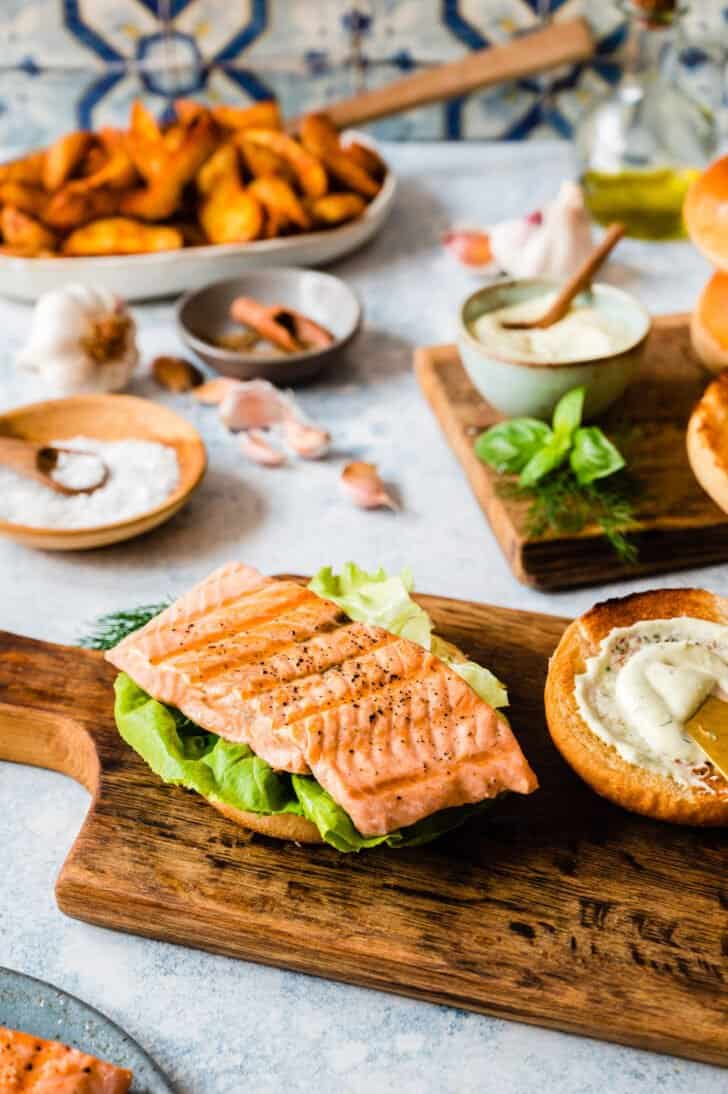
[{"xmin": 176, "ymin": 268, "xmax": 362, "ymax": 385}]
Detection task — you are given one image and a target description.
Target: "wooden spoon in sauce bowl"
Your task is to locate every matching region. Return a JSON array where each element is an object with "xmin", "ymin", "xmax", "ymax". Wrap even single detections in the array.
[
  {"xmin": 501, "ymin": 221, "xmax": 625, "ymax": 331},
  {"xmin": 0, "ymin": 437, "xmax": 109, "ymax": 495}
]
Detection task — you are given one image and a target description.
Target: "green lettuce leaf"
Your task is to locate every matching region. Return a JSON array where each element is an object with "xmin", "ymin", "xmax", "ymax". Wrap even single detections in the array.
[
  {"xmin": 291, "ymin": 775, "xmax": 493, "ymax": 852},
  {"xmin": 309, "ymin": 563, "xmax": 508, "ymax": 709},
  {"xmin": 114, "ymin": 672, "xmax": 492, "ymax": 852},
  {"xmin": 113, "ymin": 673, "xmax": 303, "ymax": 816},
  {"xmin": 309, "ymin": 562, "xmax": 432, "ymax": 647}
]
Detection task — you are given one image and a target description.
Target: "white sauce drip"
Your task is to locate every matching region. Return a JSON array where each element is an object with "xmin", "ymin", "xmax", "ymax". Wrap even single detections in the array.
[
  {"xmin": 470, "ymin": 290, "xmax": 633, "ymax": 363},
  {"xmin": 575, "ymin": 618, "xmax": 728, "ymax": 790},
  {"xmin": 0, "ymin": 436, "xmax": 179, "ymax": 529}
]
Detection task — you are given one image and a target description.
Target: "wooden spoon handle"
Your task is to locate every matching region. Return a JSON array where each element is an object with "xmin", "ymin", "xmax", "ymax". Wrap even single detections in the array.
[
  {"xmin": 290, "ymin": 19, "xmax": 593, "ymax": 131},
  {"xmin": 0, "ymin": 436, "xmax": 48, "ymax": 483},
  {"xmin": 535, "ymin": 222, "xmax": 625, "ymax": 328}
]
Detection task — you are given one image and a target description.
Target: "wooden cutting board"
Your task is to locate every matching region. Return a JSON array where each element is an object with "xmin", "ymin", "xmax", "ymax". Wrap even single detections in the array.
[
  {"xmin": 415, "ymin": 313, "xmax": 728, "ymax": 589},
  {"xmin": 1, "ymin": 594, "xmax": 726, "ymax": 1066}
]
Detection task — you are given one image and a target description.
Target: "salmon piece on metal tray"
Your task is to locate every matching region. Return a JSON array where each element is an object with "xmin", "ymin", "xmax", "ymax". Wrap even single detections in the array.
[
  {"xmin": 107, "ymin": 563, "xmax": 538, "ymax": 835},
  {"xmin": 0, "ymin": 1025, "xmax": 132, "ymax": 1092}
]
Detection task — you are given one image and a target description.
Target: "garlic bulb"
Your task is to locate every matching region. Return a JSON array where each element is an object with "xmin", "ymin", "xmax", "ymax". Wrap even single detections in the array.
[
  {"xmin": 444, "ymin": 181, "xmax": 594, "ymax": 280},
  {"xmin": 489, "ymin": 181, "xmax": 593, "ymax": 280},
  {"xmin": 17, "ymin": 284, "xmax": 139, "ymax": 395}
]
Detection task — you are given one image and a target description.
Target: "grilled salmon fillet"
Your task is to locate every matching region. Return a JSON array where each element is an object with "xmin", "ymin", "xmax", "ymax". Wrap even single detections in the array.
[
  {"xmin": 0, "ymin": 1026, "xmax": 132, "ymax": 1092},
  {"xmin": 107, "ymin": 563, "xmax": 537, "ymax": 835}
]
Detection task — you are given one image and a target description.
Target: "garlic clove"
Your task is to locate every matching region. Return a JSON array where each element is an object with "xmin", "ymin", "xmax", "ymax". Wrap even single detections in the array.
[
  {"xmin": 218, "ymin": 378, "xmax": 287, "ymax": 431},
  {"xmin": 442, "ymin": 229, "xmax": 493, "ymax": 268},
  {"xmin": 152, "ymin": 355, "xmax": 204, "ymax": 392},
  {"xmin": 239, "ymin": 429, "xmax": 287, "ymax": 467},
  {"xmin": 283, "ymin": 418, "xmax": 331, "ymax": 460},
  {"xmin": 340, "ymin": 461, "xmax": 397, "ymax": 510},
  {"xmin": 192, "ymin": 377, "xmax": 242, "ymax": 405}
]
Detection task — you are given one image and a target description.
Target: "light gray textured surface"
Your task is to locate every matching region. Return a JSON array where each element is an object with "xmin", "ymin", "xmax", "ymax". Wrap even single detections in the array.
[{"xmin": 0, "ymin": 142, "xmax": 724, "ymax": 1094}]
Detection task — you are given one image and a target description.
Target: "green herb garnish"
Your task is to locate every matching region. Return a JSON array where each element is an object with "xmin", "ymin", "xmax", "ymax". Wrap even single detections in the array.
[
  {"xmin": 79, "ymin": 602, "xmax": 169, "ymax": 650},
  {"xmin": 475, "ymin": 387, "xmax": 639, "ymax": 563}
]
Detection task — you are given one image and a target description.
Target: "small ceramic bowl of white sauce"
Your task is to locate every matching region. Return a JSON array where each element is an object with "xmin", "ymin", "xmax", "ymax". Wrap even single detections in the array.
[{"xmin": 457, "ymin": 278, "xmax": 651, "ymax": 420}]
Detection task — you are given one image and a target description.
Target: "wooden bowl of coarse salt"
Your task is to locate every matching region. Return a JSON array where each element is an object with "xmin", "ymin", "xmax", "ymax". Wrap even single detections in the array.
[{"xmin": 0, "ymin": 394, "xmax": 206, "ymax": 549}]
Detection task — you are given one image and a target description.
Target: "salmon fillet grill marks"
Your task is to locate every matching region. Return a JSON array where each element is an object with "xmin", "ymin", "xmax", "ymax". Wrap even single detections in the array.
[
  {"xmin": 287, "ymin": 659, "xmax": 536, "ymax": 835},
  {"xmin": 107, "ymin": 563, "xmax": 538, "ymax": 836},
  {"xmin": 165, "ymin": 597, "xmax": 351, "ymax": 684}
]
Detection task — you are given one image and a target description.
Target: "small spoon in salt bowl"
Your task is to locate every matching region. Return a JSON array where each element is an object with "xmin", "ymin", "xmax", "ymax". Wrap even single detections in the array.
[
  {"xmin": 0, "ymin": 437, "xmax": 109, "ymax": 495},
  {"xmin": 501, "ymin": 221, "xmax": 625, "ymax": 330}
]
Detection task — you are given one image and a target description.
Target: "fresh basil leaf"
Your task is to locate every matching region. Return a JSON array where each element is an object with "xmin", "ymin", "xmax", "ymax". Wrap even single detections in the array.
[
  {"xmin": 552, "ymin": 386, "xmax": 585, "ymax": 437},
  {"xmin": 474, "ymin": 419, "xmax": 552, "ymax": 474},
  {"xmin": 519, "ymin": 432, "xmax": 572, "ymax": 486},
  {"xmin": 570, "ymin": 426, "xmax": 625, "ymax": 484}
]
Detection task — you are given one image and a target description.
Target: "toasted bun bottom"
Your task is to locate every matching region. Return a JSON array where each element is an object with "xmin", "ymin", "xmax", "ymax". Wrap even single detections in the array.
[
  {"xmin": 210, "ymin": 798, "xmax": 323, "ymax": 843},
  {"xmin": 545, "ymin": 588, "xmax": 728, "ymax": 826}
]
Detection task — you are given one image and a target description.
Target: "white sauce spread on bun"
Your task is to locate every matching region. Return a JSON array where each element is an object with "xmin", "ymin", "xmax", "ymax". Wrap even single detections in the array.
[{"xmin": 574, "ymin": 618, "xmax": 728, "ymax": 790}]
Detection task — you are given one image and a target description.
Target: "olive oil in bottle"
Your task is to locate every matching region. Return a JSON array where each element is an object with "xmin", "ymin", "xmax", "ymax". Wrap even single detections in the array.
[{"xmin": 575, "ymin": 1, "xmax": 716, "ymax": 240}]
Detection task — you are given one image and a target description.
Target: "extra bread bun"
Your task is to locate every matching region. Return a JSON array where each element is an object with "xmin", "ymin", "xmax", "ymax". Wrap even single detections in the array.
[
  {"xmin": 210, "ymin": 800, "xmax": 323, "ymax": 843},
  {"xmin": 687, "ymin": 371, "xmax": 728, "ymax": 513},
  {"xmin": 545, "ymin": 588, "xmax": 728, "ymax": 826}
]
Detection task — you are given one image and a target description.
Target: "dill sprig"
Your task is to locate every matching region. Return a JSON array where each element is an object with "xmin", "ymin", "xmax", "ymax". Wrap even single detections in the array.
[
  {"xmin": 79, "ymin": 602, "xmax": 170, "ymax": 650},
  {"xmin": 499, "ymin": 468, "xmax": 641, "ymax": 564}
]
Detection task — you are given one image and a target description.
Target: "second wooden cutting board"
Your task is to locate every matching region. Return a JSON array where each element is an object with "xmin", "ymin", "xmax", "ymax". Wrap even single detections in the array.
[
  {"xmin": 0, "ymin": 591, "xmax": 726, "ymax": 1066},
  {"xmin": 416, "ymin": 313, "xmax": 726, "ymax": 589}
]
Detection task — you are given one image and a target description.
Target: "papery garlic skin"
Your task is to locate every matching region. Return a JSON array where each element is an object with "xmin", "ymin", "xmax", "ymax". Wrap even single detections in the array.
[
  {"xmin": 341, "ymin": 461, "xmax": 397, "ymax": 510},
  {"xmin": 446, "ymin": 182, "xmax": 594, "ymax": 280},
  {"xmin": 16, "ymin": 283, "xmax": 139, "ymax": 395},
  {"xmin": 489, "ymin": 182, "xmax": 593, "ymax": 280}
]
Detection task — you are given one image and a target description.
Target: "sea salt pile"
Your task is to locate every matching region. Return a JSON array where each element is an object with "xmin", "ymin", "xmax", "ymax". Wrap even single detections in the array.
[
  {"xmin": 0, "ymin": 436, "xmax": 180, "ymax": 529},
  {"xmin": 50, "ymin": 448, "xmax": 107, "ymax": 492}
]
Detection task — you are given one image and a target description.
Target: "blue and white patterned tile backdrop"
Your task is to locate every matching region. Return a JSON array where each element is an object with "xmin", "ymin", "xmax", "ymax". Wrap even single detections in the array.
[{"xmin": 0, "ymin": 0, "xmax": 726, "ymax": 146}]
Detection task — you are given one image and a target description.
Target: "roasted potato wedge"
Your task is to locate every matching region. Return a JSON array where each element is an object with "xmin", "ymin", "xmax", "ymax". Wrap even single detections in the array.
[
  {"xmin": 310, "ymin": 192, "xmax": 366, "ymax": 225},
  {"xmin": 174, "ymin": 99, "xmax": 210, "ymax": 125},
  {"xmin": 343, "ymin": 140, "xmax": 386, "ymax": 180},
  {"xmin": 0, "ymin": 150, "xmax": 45, "ymax": 186},
  {"xmin": 124, "ymin": 101, "xmax": 168, "ymax": 182},
  {"xmin": 123, "ymin": 113, "xmax": 218, "ymax": 220},
  {"xmin": 299, "ymin": 114, "xmax": 379, "ymax": 198},
  {"xmin": 248, "ymin": 176, "xmax": 312, "ymax": 230},
  {"xmin": 120, "ymin": 176, "xmax": 185, "ymax": 221},
  {"xmin": 62, "ymin": 217, "xmax": 183, "ymax": 256},
  {"xmin": 237, "ymin": 137, "xmax": 292, "ymax": 181},
  {"xmin": 196, "ymin": 143, "xmax": 239, "ymax": 196},
  {"xmin": 1, "ymin": 206, "xmax": 56, "ymax": 253},
  {"xmin": 0, "ymin": 244, "xmax": 56, "ymax": 257},
  {"xmin": 298, "ymin": 112, "xmax": 339, "ymax": 153},
  {"xmin": 44, "ymin": 185, "xmax": 120, "ymax": 230},
  {"xmin": 130, "ymin": 99, "xmax": 162, "ymax": 143},
  {"xmin": 78, "ymin": 128, "xmax": 137, "ymax": 191},
  {"xmin": 78, "ymin": 141, "xmax": 109, "ymax": 179},
  {"xmin": 243, "ymin": 129, "xmax": 327, "ymax": 199},
  {"xmin": 0, "ymin": 182, "xmax": 47, "ymax": 218},
  {"xmin": 199, "ymin": 181, "xmax": 263, "ymax": 244},
  {"xmin": 42, "ymin": 131, "xmax": 92, "ymax": 191},
  {"xmin": 212, "ymin": 101, "xmax": 282, "ymax": 132}
]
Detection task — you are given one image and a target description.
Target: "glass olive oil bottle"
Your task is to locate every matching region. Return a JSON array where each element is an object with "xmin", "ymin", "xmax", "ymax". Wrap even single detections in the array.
[{"xmin": 576, "ymin": 1, "xmax": 717, "ymax": 240}]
